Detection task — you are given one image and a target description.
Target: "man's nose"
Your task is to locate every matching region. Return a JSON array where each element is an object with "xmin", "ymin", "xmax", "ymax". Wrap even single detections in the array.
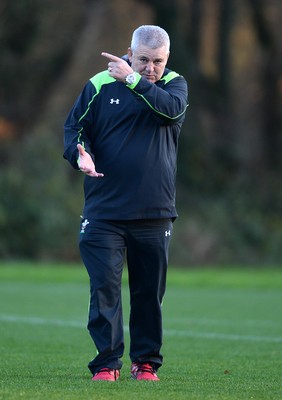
[{"xmin": 145, "ymin": 62, "xmax": 154, "ymax": 72}]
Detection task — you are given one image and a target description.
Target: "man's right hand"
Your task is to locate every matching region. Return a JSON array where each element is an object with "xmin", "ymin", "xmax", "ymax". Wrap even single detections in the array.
[{"xmin": 77, "ymin": 144, "xmax": 104, "ymax": 177}]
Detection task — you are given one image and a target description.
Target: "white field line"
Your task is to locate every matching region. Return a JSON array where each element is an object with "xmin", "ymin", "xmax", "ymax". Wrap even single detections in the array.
[
  {"xmin": 1, "ymin": 314, "xmax": 282, "ymax": 343},
  {"xmin": 166, "ymin": 316, "xmax": 282, "ymax": 328}
]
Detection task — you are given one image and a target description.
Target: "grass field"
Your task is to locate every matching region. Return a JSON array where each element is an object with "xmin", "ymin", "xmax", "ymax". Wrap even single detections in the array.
[{"xmin": 0, "ymin": 262, "xmax": 281, "ymax": 400}]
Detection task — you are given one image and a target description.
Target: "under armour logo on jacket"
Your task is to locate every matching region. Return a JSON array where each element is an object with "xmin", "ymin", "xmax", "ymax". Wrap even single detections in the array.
[
  {"xmin": 110, "ymin": 98, "xmax": 120, "ymax": 104},
  {"xmin": 165, "ymin": 230, "xmax": 171, "ymax": 236}
]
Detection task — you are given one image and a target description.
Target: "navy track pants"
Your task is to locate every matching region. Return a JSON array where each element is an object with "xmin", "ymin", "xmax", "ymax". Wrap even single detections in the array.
[{"xmin": 78, "ymin": 218, "xmax": 173, "ymax": 375}]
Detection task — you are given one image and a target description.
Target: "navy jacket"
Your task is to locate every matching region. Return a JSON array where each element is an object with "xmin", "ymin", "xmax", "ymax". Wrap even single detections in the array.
[{"xmin": 64, "ymin": 65, "xmax": 188, "ymax": 220}]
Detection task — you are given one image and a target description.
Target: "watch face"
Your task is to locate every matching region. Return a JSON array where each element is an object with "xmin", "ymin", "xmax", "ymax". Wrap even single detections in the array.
[{"xmin": 126, "ymin": 74, "xmax": 135, "ymax": 84}]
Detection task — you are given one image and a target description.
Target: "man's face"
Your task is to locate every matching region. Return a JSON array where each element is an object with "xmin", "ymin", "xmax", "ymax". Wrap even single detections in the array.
[{"xmin": 128, "ymin": 44, "xmax": 169, "ymax": 83}]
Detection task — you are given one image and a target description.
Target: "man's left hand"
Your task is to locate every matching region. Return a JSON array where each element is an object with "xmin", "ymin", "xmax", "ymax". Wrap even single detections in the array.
[{"xmin": 102, "ymin": 52, "xmax": 133, "ymax": 82}]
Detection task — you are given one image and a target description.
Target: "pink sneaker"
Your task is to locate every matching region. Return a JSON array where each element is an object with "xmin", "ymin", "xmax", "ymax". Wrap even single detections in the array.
[
  {"xmin": 92, "ymin": 368, "xmax": 120, "ymax": 381},
  {"xmin": 131, "ymin": 363, "xmax": 160, "ymax": 381}
]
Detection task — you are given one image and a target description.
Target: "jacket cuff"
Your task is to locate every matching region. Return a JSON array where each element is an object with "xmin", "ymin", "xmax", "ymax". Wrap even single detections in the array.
[{"xmin": 126, "ymin": 72, "xmax": 142, "ymax": 89}]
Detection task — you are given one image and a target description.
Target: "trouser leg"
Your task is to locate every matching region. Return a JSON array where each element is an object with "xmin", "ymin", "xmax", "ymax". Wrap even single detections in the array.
[
  {"xmin": 79, "ymin": 220, "xmax": 126, "ymax": 375},
  {"xmin": 126, "ymin": 219, "xmax": 173, "ymax": 370}
]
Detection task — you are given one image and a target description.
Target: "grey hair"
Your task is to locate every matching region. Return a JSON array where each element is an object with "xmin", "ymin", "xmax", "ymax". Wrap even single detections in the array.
[{"xmin": 131, "ymin": 25, "xmax": 170, "ymax": 54}]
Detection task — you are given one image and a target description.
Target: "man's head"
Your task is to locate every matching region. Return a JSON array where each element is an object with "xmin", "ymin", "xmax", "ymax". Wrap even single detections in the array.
[{"xmin": 128, "ymin": 25, "xmax": 170, "ymax": 83}]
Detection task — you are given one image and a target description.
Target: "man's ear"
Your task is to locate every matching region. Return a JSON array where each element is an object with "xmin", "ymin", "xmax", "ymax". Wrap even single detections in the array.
[{"xmin": 127, "ymin": 47, "xmax": 133, "ymax": 62}]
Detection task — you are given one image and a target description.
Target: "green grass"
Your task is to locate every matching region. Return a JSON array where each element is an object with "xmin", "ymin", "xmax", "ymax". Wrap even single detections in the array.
[{"xmin": 0, "ymin": 262, "xmax": 282, "ymax": 400}]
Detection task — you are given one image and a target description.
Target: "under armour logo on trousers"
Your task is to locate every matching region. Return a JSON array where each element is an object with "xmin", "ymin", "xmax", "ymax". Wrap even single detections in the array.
[
  {"xmin": 80, "ymin": 219, "xmax": 89, "ymax": 233},
  {"xmin": 110, "ymin": 98, "xmax": 120, "ymax": 104},
  {"xmin": 165, "ymin": 230, "xmax": 171, "ymax": 236}
]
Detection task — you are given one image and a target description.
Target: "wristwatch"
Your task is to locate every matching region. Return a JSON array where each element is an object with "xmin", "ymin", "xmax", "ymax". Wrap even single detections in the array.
[{"xmin": 125, "ymin": 72, "xmax": 137, "ymax": 85}]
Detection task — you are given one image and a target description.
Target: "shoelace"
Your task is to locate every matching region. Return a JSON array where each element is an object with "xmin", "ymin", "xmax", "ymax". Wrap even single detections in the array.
[
  {"xmin": 98, "ymin": 368, "xmax": 119, "ymax": 377},
  {"xmin": 135, "ymin": 363, "xmax": 156, "ymax": 374}
]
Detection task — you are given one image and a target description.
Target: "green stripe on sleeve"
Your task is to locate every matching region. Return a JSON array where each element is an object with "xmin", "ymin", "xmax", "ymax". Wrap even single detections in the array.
[
  {"xmin": 90, "ymin": 71, "xmax": 116, "ymax": 93},
  {"xmin": 129, "ymin": 70, "xmax": 186, "ymax": 120},
  {"xmin": 160, "ymin": 71, "xmax": 180, "ymax": 84},
  {"xmin": 77, "ymin": 71, "xmax": 115, "ymax": 142}
]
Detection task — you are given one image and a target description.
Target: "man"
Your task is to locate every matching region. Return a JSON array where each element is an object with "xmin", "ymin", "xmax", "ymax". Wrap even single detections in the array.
[{"xmin": 64, "ymin": 25, "xmax": 188, "ymax": 381}]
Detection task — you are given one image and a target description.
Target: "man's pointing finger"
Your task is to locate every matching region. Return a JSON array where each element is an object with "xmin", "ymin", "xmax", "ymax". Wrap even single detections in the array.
[{"xmin": 101, "ymin": 52, "xmax": 121, "ymax": 62}]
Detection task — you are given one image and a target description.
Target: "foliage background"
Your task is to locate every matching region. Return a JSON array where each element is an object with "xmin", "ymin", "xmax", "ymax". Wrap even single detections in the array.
[{"xmin": 0, "ymin": 0, "xmax": 281, "ymax": 266}]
